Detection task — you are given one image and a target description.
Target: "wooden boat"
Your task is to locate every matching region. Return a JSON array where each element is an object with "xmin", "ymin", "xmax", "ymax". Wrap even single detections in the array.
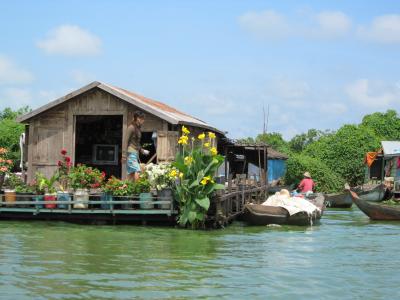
[
  {"xmin": 242, "ymin": 194, "xmax": 325, "ymax": 226},
  {"xmin": 326, "ymin": 184, "xmax": 386, "ymax": 208},
  {"xmin": 325, "ymin": 192, "xmax": 353, "ymax": 208},
  {"xmin": 350, "ymin": 191, "xmax": 400, "ymax": 220},
  {"xmin": 354, "ymin": 184, "xmax": 386, "ymax": 202}
]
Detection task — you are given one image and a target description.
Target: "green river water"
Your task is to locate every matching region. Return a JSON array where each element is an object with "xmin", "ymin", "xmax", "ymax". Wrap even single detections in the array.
[{"xmin": 0, "ymin": 207, "xmax": 399, "ymax": 300}]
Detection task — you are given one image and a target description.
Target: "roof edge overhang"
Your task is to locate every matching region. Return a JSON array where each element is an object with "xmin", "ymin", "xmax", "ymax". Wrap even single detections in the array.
[
  {"xmin": 16, "ymin": 81, "xmax": 225, "ymax": 135},
  {"xmin": 17, "ymin": 81, "xmax": 101, "ymax": 123}
]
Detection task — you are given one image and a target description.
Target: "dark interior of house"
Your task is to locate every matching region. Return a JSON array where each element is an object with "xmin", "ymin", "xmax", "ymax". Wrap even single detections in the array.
[
  {"xmin": 75, "ymin": 115, "xmax": 157, "ymax": 178},
  {"xmin": 75, "ymin": 115, "xmax": 123, "ymax": 178}
]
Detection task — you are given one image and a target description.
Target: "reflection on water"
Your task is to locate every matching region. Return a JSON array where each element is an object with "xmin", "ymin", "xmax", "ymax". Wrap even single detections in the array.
[{"xmin": 0, "ymin": 207, "xmax": 400, "ymax": 299}]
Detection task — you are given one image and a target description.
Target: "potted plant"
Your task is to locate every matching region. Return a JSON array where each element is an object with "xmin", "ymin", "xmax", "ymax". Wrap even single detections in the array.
[
  {"xmin": 135, "ymin": 177, "xmax": 152, "ymax": 209},
  {"xmin": 36, "ymin": 172, "xmax": 58, "ymax": 209},
  {"xmin": 3, "ymin": 173, "xmax": 19, "ymax": 206},
  {"xmin": 0, "ymin": 147, "xmax": 12, "ymax": 192},
  {"xmin": 103, "ymin": 177, "xmax": 134, "ymax": 209},
  {"xmin": 68, "ymin": 164, "xmax": 104, "ymax": 209},
  {"xmin": 15, "ymin": 181, "xmax": 35, "ymax": 208},
  {"xmin": 32, "ymin": 173, "xmax": 46, "ymax": 209},
  {"xmin": 56, "ymin": 149, "xmax": 72, "ymax": 209},
  {"xmin": 144, "ymin": 163, "xmax": 175, "ymax": 209}
]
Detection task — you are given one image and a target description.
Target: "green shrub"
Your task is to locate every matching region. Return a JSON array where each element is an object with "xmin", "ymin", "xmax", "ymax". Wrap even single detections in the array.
[
  {"xmin": 285, "ymin": 153, "xmax": 345, "ymax": 193},
  {"xmin": 305, "ymin": 124, "xmax": 380, "ymax": 186}
]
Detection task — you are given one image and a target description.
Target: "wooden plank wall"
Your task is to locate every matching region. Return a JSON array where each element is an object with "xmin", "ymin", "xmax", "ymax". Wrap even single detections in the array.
[
  {"xmin": 26, "ymin": 88, "xmax": 167, "ymax": 181},
  {"xmin": 25, "ymin": 87, "xmax": 218, "ymax": 182}
]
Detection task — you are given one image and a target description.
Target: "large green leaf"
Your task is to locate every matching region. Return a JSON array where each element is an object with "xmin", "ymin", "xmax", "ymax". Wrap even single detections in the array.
[
  {"xmin": 195, "ymin": 197, "xmax": 210, "ymax": 210},
  {"xmin": 188, "ymin": 211, "xmax": 197, "ymax": 223}
]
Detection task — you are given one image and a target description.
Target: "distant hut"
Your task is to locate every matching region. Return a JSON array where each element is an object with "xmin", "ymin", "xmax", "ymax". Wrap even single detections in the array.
[
  {"xmin": 266, "ymin": 148, "xmax": 288, "ymax": 183},
  {"xmin": 17, "ymin": 81, "xmax": 224, "ymax": 182}
]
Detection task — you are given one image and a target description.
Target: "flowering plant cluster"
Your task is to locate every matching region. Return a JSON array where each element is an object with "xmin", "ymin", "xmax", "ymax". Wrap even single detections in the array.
[
  {"xmin": 0, "ymin": 147, "xmax": 13, "ymax": 175},
  {"xmin": 144, "ymin": 163, "xmax": 174, "ymax": 191},
  {"xmin": 172, "ymin": 126, "xmax": 224, "ymax": 228},
  {"xmin": 103, "ymin": 176, "xmax": 134, "ymax": 196},
  {"xmin": 68, "ymin": 164, "xmax": 105, "ymax": 190},
  {"xmin": 57, "ymin": 149, "xmax": 72, "ymax": 191}
]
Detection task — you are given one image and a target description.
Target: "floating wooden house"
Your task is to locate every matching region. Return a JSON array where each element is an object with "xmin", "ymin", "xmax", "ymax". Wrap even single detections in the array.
[{"xmin": 17, "ymin": 81, "xmax": 224, "ymax": 182}]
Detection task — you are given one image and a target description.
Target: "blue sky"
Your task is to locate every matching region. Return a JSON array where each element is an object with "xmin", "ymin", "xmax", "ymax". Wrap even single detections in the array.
[{"xmin": 0, "ymin": 1, "xmax": 399, "ymax": 139}]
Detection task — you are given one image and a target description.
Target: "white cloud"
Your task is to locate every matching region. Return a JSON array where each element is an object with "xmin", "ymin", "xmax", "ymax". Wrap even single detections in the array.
[
  {"xmin": 70, "ymin": 70, "xmax": 95, "ymax": 85},
  {"xmin": 1, "ymin": 88, "xmax": 32, "ymax": 108},
  {"xmin": 238, "ymin": 9, "xmax": 351, "ymax": 40},
  {"xmin": 357, "ymin": 14, "xmax": 400, "ymax": 44},
  {"xmin": 315, "ymin": 11, "xmax": 352, "ymax": 37},
  {"xmin": 37, "ymin": 25, "xmax": 101, "ymax": 56},
  {"xmin": 0, "ymin": 55, "xmax": 34, "ymax": 85},
  {"xmin": 345, "ymin": 79, "xmax": 398, "ymax": 107},
  {"xmin": 238, "ymin": 10, "xmax": 291, "ymax": 39}
]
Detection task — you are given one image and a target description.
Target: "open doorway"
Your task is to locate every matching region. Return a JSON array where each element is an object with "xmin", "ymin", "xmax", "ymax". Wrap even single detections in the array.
[{"xmin": 75, "ymin": 115, "xmax": 123, "ymax": 178}]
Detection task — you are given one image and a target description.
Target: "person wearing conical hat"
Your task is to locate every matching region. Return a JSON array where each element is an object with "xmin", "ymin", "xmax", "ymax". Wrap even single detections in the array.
[{"xmin": 297, "ymin": 172, "xmax": 315, "ymax": 193}]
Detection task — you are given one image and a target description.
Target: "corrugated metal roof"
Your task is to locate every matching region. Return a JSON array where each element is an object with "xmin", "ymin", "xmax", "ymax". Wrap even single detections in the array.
[
  {"xmin": 381, "ymin": 141, "xmax": 400, "ymax": 157},
  {"xmin": 17, "ymin": 81, "xmax": 223, "ymax": 134}
]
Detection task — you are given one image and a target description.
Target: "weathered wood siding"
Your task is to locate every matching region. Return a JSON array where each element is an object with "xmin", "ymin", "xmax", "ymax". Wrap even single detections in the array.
[
  {"xmin": 157, "ymin": 131, "xmax": 179, "ymax": 162},
  {"xmin": 26, "ymin": 88, "xmax": 165, "ymax": 181}
]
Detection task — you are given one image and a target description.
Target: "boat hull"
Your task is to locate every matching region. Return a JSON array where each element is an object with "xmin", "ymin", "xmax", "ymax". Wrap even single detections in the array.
[
  {"xmin": 350, "ymin": 191, "xmax": 400, "ymax": 220},
  {"xmin": 325, "ymin": 192, "xmax": 353, "ymax": 208},
  {"xmin": 242, "ymin": 194, "xmax": 325, "ymax": 226},
  {"xmin": 354, "ymin": 184, "xmax": 386, "ymax": 202}
]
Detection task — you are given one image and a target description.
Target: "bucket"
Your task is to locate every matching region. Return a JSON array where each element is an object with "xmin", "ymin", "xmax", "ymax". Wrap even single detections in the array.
[
  {"xmin": 139, "ymin": 192, "xmax": 153, "ymax": 209},
  {"xmin": 158, "ymin": 188, "xmax": 172, "ymax": 209},
  {"xmin": 73, "ymin": 189, "xmax": 89, "ymax": 209},
  {"xmin": 34, "ymin": 195, "xmax": 44, "ymax": 209},
  {"xmin": 100, "ymin": 193, "xmax": 112, "ymax": 209},
  {"xmin": 4, "ymin": 189, "xmax": 16, "ymax": 206},
  {"xmin": 57, "ymin": 191, "xmax": 70, "ymax": 209},
  {"xmin": 44, "ymin": 193, "xmax": 56, "ymax": 209}
]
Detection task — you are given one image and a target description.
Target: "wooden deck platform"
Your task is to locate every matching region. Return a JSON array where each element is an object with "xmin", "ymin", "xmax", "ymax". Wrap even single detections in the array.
[
  {"xmin": 0, "ymin": 179, "xmax": 268, "ymax": 227},
  {"xmin": 0, "ymin": 196, "xmax": 178, "ymax": 225}
]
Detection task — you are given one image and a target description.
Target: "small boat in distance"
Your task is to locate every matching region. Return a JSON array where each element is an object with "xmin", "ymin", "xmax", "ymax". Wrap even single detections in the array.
[
  {"xmin": 242, "ymin": 194, "xmax": 325, "ymax": 226},
  {"xmin": 325, "ymin": 192, "xmax": 353, "ymax": 208},
  {"xmin": 350, "ymin": 191, "xmax": 400, "ymax": 220},
  {"xmin": 354, "ymin": 184, "xmax": 386, "ymax": 202},
  {"xmin": 326, "ymin": 184, "xmax": 387, "ymax": 208}
]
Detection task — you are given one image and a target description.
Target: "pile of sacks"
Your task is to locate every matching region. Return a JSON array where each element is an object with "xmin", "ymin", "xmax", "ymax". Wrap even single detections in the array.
[{"xmin": 262, "ymin": 189, "xmax": 320, "ymax": 216}]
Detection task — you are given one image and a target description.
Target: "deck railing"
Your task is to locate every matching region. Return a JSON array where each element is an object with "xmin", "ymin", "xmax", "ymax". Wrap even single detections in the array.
[
  {"xmin": 208, "ymin": 175, "xmax": 268, "ymax": 227},
  {"xmin": 0, "ymin": 194, "xmax": 177, "ymax": 216}
]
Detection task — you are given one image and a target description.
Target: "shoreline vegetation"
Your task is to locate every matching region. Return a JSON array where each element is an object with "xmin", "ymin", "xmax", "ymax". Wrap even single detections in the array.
[
  {"xmin": 239, "ymin": 109, "xmax": 400, "ymax": 193},
  {"xmin": 1, "ymin": 107, "xmax": 399, "ymax": 193}
]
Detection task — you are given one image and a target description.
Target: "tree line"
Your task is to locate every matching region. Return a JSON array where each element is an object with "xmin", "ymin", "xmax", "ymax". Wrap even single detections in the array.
[{"xmin": 240, "ymin": 110, "xmax": 400, "ymax": 192}]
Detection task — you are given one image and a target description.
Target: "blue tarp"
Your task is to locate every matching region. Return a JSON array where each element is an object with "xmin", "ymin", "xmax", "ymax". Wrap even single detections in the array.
[{"xmin": 267, "ymin": 159, "xmax": 286, "ymax": 182}]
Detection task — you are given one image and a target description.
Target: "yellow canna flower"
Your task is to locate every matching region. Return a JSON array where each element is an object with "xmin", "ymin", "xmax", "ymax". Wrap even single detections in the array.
[
  {"xmin": 184, "ymin": 156, "xmax": 193, "ymax": 165},
  {"xmin": 178, "ymin": 135, "xmax": 189, "ymax": 145},
  {"xmin": 204, "ymin": 142, "xmax": 210, "ymax": 148},
  {"xmin": 201, "ymin": 176, "xmax": 213, "ymax": 185},
  {"xmin": 210, "ymin": 147, "xmax": 218, "ymax": 156},
  {"xmin": 198, "ymin": 133, "xmax": 206, "ymax": 140},
  {"xmin": 179, "ymin": 172, "xmax": 184, "ymax": 179},
  {"xmin": 182, "ymin": 126, "xmax": 190, "ymax": 135},
  {"xmin": 208, "ymin": 132, "xmax": 216, "ymax": 139},
  {"xmin": 169, "ymin": 169, "xmax": 178, "ymax": 178}
]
